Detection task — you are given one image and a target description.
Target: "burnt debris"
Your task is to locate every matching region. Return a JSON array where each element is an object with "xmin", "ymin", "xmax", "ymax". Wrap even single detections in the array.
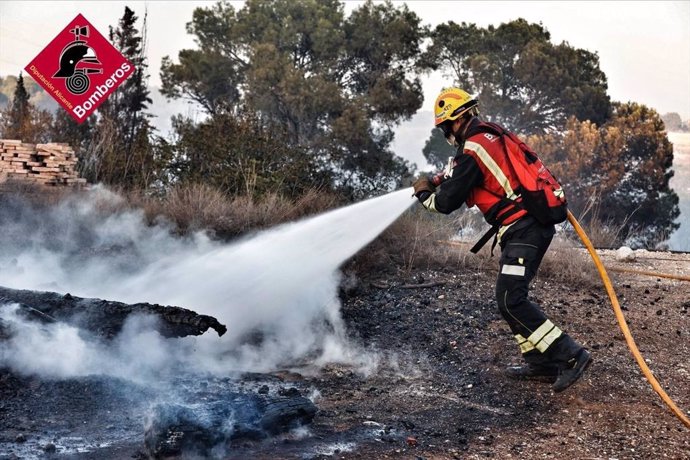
[
  {"xmin": 0, "ymin": 285, "xmax": 227, "ymax": 339},
  {"xmin": 144, "ymin": 392, "xmax": 317, "ymax": 458}
]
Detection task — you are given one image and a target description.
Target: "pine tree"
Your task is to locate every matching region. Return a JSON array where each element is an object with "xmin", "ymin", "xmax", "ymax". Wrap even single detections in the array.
[
  {"xmin": 0, "ymin": 72, "xmax": 54, "ymax": 143},
  {"xmin": 50, "ymin": 110, "xmax": 96, "ymax": 154},
  {"xmin": 85, "ymin": 6, "xmax": 155, "ymax": 188},
  {"xmin": 160, "ymin": 0, "xmax": 426, "ymax": 198},
  {"xmin": 422, "ymin": 128, "xmax": 456, "ymax": 171},
  {"xmin": 1, "ymin": 72, "xmax": 31, "ymax": 139},
  {"xmin": 106, "ymin": 6, "xmax": 152, "ymax": 151}
]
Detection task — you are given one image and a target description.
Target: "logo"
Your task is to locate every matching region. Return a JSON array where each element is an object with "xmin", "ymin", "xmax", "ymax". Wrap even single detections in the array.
[
  {"xmin": 52, "ymin": 25, "xmax": 103, "ymax": 96},
  {"xmin": 25, "ymin": 14, "xmax": 134, "ymax": 123}
]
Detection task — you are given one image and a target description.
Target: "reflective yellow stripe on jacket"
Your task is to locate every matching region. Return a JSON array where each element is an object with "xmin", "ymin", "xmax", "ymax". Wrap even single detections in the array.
[{"xmin": 464, "ymin": 140, "xmax": 519, "ymax": 200}]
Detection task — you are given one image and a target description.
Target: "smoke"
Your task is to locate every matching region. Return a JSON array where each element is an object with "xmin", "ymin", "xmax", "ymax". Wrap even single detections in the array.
[
  {"xmin": 667, "ymin": 132, "xmax": 690, "ymax": 251},
  {"xmin": 0, "ymin": 185, "xmax": 414, "ymax": 379},
  {"xmin": 0, "ymin": 303, "xmax": 188, "ymax": 382}
]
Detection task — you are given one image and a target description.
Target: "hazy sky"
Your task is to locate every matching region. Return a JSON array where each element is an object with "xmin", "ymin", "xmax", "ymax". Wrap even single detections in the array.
[{"xmin": 1, "ymin": 1, "xmax": 689, "ymax": 168}]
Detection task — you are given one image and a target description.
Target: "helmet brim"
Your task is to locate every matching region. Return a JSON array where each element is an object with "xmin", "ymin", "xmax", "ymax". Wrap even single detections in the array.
[{"xmin": 435, "ymin": 99, "xmax": 478, "ymax": 126}]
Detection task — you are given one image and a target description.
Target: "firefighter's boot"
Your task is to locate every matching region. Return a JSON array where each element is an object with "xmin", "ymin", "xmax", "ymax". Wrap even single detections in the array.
[
  {"xmin": 552, "ymin": 349, "xmax": 592, "ymax": 392},
  {"xmin": 506, "ymin": 363, "xmax": 559, "ymax": 382}
]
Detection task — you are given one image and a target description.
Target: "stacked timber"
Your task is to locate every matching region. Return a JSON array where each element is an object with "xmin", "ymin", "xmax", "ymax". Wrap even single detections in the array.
[{"xmin": 0, "ymin": 139, "xmax": 87, "ymax": 187}]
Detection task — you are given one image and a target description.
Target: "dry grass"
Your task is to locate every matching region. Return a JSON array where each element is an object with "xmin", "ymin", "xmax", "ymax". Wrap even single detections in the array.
[
  {"xmin": 568, "ymin": 194, "xmax": 637, "ymax": 249},
  {"xmin": 0, "ymin": 180, "xmax": 342, "ymax": 241},
  {"xmin": 569, "ymin": 213, "xmax": 624, "ymax": 249},
  {"xmin": 350, "ymin": 204, "xmax": 601, "ymax": 288},
  {"xmin": 0, "ymin": 179, "xmax": 82, "ymax": 206},
  {"xmin": 348, "ymin": 207, "xmax": 494, "ymax": 276},
  {"xmin": 540, "ymin": 235, "xmax": 601, "ymax": 287},
  {"xmin": 0, "ymin": 180, "xmax": 603, "ymax": 287},
  {"xmin": 125, "ymin": 184, "xmax": 343, "ymax": 239}
]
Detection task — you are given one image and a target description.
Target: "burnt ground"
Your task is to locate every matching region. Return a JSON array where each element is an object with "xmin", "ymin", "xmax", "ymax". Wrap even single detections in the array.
[
  {"xmin": 309, "ymin": 250, "xmax": 690, "ymax": 460},
  {"xmin": 0, "ymin": 249, "xmax": 689, "ymax": 459}
]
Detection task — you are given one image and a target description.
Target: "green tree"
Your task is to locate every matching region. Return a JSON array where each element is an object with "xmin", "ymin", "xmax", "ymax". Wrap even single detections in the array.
[
  {"xmin": 0, "ymin": 76, "xmax": 14, "ymax": 109},
  {"xmin": 1, "ymin": 72, "xmax": 30, "ymax": 138},
  {"xmin": 0, "ymin": 72, "xmax": 54, "ymax": 143},
  {"xmin": 0, "ymin": 75, "xmax": 59, "ymax": 112},
  {"xmin": 422, "ymin": 19, "xmax": 611, "ymax": 134},
  {"xmin": 0, "ymin": 77, "xmax": 8, "ymax": 108},
  {"xmin": 422, "ymin": 127, "xmax": 456, "ymax": 171},
  {"xmin": 50, "ymin": 110, "xmax": 96, "ymax": 154},
  {"xmin": 83, "ymin": 6, "xmax": 156, "ymax": 188},
  {"xmin": 161, "ymin": 0, "xmax": 425, "ymax": 198},
  {"xmin": 608, "ymin": 103, "xmax": 679, "ymax": 246},
  {"xmin": 169, "ymin": 112, "xmax": 328, "ymax": 197}
]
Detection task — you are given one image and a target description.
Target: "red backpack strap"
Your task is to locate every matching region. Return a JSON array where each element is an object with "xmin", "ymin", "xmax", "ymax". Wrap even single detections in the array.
[{"xmin": 464, "ymin": 120, "xmax": 504, "ymax": 139}]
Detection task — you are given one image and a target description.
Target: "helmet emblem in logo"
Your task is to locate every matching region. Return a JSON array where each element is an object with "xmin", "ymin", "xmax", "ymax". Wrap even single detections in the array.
[{"xmin": 52, "ymin": 25, "xmax": 103, "ymax": 95}]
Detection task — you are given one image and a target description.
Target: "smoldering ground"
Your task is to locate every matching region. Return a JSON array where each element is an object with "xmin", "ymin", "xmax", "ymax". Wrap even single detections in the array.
[
  {"xmin": 5, "ymin": 187, "xmax": 688, "ymax": 459},
  {"xmin": 0, "ymin": 185, "xmax": 415, "ymax": 378},
  {"xmin": 0, "ymin": 185, "xmax": 415, "ymax": 457}
]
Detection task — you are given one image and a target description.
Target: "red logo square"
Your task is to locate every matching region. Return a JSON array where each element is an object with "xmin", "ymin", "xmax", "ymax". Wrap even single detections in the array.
[{"xmin": 24, "ymin": 14, "xmax": 134, "ymax": 123}]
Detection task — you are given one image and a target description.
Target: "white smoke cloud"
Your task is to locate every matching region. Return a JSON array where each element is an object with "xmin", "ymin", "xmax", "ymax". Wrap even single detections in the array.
[
  {"xmin": 0, "ymin": 185, "xmax": 414, "ymax": 379},
  {"xmin": 0, "ymin": 303, "xmax": 196, "ymax": 383}
]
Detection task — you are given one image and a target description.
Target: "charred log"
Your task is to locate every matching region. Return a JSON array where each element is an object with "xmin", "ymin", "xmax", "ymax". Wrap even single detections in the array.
[
  {"xmin": 144, "ymin": 392, "xmax": 317, "ymax": 458},
  {"xmin": 0, "ymin": 285, "xmax": 226, "ymax": 339}
]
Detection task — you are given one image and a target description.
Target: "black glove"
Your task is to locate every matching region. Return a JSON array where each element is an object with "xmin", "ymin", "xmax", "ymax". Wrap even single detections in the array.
[{"xmin": 412, "ymin": 176, "xmax": 434, "ymax": 202}]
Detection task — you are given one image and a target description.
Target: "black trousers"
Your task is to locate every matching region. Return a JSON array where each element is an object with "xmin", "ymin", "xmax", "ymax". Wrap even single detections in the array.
[{"xmin": 495, "ymin": 218, "xmax": 582, "ymax": 366}]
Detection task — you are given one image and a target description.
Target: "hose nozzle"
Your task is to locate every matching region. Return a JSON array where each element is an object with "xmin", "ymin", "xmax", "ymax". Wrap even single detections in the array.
[{"xmin": 430, "ymin": 156, "xmax": 457, "ymax": 186}]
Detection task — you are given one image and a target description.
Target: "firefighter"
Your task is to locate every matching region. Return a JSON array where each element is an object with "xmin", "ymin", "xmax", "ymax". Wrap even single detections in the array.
[{"xmin": 413, "ymin": 87, "xmax": 591, "ymax": 392}]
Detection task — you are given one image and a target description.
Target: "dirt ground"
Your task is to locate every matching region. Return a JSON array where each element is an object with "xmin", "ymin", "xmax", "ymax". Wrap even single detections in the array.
[
  {"xmin": 1, "ymin": 247, "xmax": 689, "ymax": 459},
  {"xmin": 281, "ymin": 247, "xmax": 690, "ymax": 460}
]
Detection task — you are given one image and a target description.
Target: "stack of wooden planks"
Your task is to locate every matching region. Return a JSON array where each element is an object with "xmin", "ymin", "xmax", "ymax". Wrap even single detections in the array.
[{"xmin": 0, "ymin": 139, "xmax": 87, "ymax": 187}]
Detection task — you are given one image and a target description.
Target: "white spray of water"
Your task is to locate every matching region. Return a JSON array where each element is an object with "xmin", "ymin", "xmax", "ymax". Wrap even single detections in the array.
[{"xmin": 0, "ymin": 186, "xmax": 415, "ymax": 378}]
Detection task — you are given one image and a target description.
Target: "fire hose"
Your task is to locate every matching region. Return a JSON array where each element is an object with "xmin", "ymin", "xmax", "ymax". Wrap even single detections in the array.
[
  {"xmin": 567, "ymin": 211, "xmax": 690, "ymax": 428},
  {"xmin": 608, "ymin": 267, "xmax": 690, "ymax": 282}
]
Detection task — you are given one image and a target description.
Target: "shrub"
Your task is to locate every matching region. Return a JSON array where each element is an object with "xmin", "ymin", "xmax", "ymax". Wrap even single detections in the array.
[
  {"xmin": 125, "ymin": 183, "xmax": 342, "ymax": 239},
  {"xmin": 349, "ymin": 204, "xmax": 599, "ymax": 288}
]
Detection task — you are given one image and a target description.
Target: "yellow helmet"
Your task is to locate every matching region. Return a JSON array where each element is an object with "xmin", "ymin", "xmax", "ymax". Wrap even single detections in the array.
[{"xmin": 434, "ymin": 87, "xmax": 478, "ymax": 126}]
